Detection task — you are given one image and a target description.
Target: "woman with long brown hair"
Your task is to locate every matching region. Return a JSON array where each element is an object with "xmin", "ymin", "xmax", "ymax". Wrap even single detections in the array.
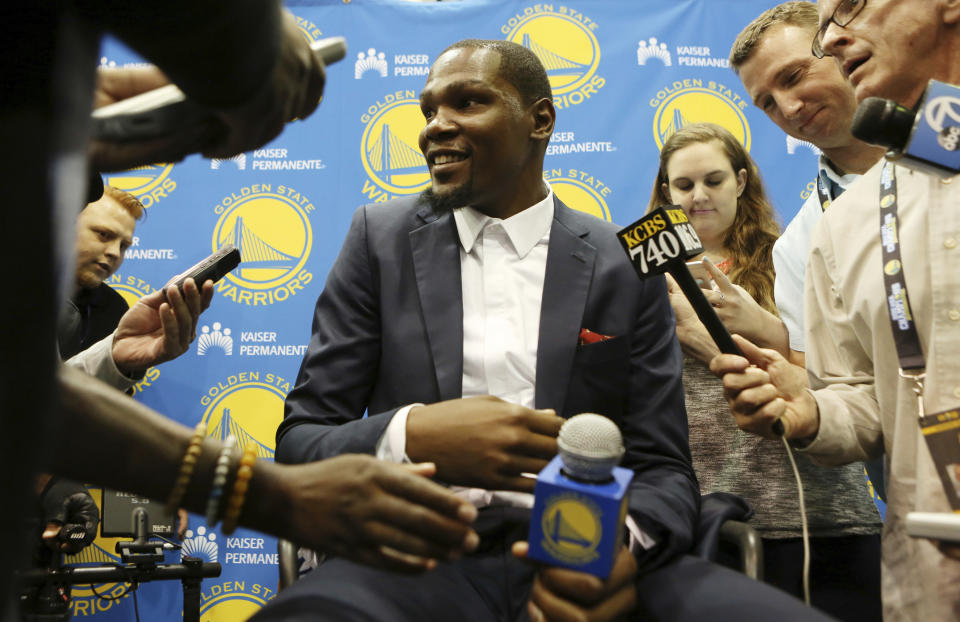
[{"xmin": 650, "ymin": 123, "xmax": 882, "ymax": 620}]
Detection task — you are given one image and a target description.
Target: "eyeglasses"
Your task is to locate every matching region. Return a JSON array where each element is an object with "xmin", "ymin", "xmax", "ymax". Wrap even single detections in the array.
[{"xmin": 811, "ymin": 0, "xmax": 867, "ymax": 59}]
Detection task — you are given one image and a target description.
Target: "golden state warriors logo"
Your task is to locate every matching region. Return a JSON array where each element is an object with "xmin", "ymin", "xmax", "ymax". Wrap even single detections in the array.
[
  {"xmin": 65, "ymin": 488, "xmax": 134, "ymax": 617},
  {"xmin": 502, "ymin": 6, "xmax": 605, "ymax": 109},
  {"xmin": 200, "ymin": 371, "xmax": 293, "ymax": 461},
  {"xmin": 105, "ymin": 163, "xmax": 177, "ymax": 209},
  {"xmin": 359, "ymin": 91, "xmax": 429, "ymax": 200},
  {"xmin": 541, "ymin": 493, "xmax": 602, "ymax": 564},
  {"xmin": 105, "ymin": 272, "xmax": 161, "ymax": 395},
  {"xmin": 544, "ymin": 168, "xmax": 612, "ymax": 221},
  {"xmin": 200, "ymin": 581, "xmax": 276, "ymax": 621},
  {"xmin": 293, "ymin": 14, "xmax": 323, "ymax": 43},
  {"xmin": 885, "ymin": 259, "xmax": 902, "ymax": 276},
  {"xmin": 211, "ymin": 185, "xmax": 314, "ymax": 306},
  {"xmin": 649, "ymin": 79, "xmax": 751, "ymax": 150}
]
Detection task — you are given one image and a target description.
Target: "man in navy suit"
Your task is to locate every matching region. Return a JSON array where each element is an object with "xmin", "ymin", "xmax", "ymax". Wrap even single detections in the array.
[{"xmin": 263, "ymin": 39, "xmax": 819, "ymax": 622}]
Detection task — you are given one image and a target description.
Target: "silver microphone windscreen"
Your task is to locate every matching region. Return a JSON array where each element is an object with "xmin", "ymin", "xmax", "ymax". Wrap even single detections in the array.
[{"xmin": 557, "ymin": 413, "xmax": 624, "ymax": 482}]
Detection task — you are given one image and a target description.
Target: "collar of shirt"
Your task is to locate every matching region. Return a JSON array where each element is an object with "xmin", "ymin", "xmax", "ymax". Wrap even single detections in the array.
[
  {"xmin": 453, "ymin": 184, "xmax": 554, "ymax": 257},
  {"xmin": 818, "ymin": 154, "xmax": 859, "ymax": 198}
]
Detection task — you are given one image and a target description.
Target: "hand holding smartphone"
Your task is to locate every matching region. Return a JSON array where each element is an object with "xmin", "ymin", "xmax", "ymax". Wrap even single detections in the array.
[
  {"xmin": 686, "ymin": 260, "xmax": 716, "ymax": 290},
  {"xmin": 163, "ymin": 245, "xmax": 240, "ymax": 300}
]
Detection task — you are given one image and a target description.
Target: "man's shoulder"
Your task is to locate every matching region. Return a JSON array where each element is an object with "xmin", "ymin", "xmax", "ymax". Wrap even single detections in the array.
[
  {"xmin": 94, "ymin": 282, "xmax": 129, "ymax": 313},
  {"xmin": 358, "ymin": 195, "xmax": 424, "ymax": 219},
  {"xmin": 777, "ymin": 190, "xmax": 825, "ymax": 255},
  {"xmin": 819, "ymin": 161, "xmax": 883, "ymax": 231},
  {"xmin": 555, "ymin": 201, "xmax": 622, "ymax": 245}
]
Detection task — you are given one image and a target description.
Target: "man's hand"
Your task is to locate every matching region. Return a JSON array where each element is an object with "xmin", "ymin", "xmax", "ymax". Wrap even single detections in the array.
[
  {"xmin": 89, "ymin": 66, "xmax": 219, "ymax": 172},
  {"xmin": 200, "ymin": 10, "xmax": 325, "ymax": 159},
  {"xmin": 112, "ymin": 278, "xmax": 213, "ymax": 376},
  {"xmin": 700, "ymin": 259, "xmax": 791, "ymax": 357},
  {"xmin": 405, "ymin": 396, "xmax": 563, "ymax": 493},
  {"xmin": 281, "ymin": 456, "xmax": 479, "ymax": 573},
  {"xmin": 89, "ymin": 10, "xmax": 326, "ymax": 171},
  {"xmin": 709, "ymin": 334, "xmax": 819, "ymax": 440},
  {"xmin": 512, "ymin": 542, "xmax": 638, "ymax": 622},
  {"xmin": 41, "ymin": 489, "xmax": 99, "ymax": 554}
]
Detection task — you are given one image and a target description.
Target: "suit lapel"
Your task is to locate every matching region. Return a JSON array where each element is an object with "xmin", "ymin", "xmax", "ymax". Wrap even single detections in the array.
[
  {"xmin": 409, "ymin": 208, "xmax": 463, "ymax": 401},
  {"xmin": 536, "ymin": 198, "xmax": 596, "ymax": 412}
]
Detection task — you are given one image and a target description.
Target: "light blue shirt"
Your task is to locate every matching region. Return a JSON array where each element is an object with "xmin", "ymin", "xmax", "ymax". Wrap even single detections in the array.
[{"xmin": 773, "ymin": 156, "xmax": 858, "ymax": 352}]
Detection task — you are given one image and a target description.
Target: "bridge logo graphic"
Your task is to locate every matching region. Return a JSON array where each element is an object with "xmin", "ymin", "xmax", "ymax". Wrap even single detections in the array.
[
  {"xmin": 540, "ymin": 494, "xmax": 602, "ymax": 565},
  {"xmin": 651, "ymin": 85, "xmax": 751, "ymax": 151},
  {"xmin": 201, "ymin": 377, "xmax": 287, "ymax": 462},
  {"xmin": 543, "ymin": 170, "xmax": 612, "ymax": 222},
  {"xmin": 502, "ymin": 8, "xmax": 605, "ymax": 108},
  {"xmin": 360, "ymin": 95, "xmax": 429, "ymax": 196},
  {"xmin": 211, "ymin": 187, "xmax": 314, "ymax": 306}
]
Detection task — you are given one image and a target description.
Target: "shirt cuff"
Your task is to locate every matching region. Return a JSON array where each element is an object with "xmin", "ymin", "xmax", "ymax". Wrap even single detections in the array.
[
  {"xmin": 625, "ymin": 514, "xmax": 656, "ymax": 552},
  {"xmin": 374, "ymin": 403, "xmax": 422, "ymax": 463},
  {"xmin": 64, "ymin": 332, "xmax": 139, "ymax": 391}
]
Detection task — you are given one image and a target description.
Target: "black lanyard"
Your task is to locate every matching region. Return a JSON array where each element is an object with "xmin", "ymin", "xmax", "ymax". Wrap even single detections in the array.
[
  {"xmin": 816, "ymin": 171, "xmax": 832, "ymax": 211},
  {"xmin": 878, "ymin": 162, "xmax": 927, "ymax": 415}
]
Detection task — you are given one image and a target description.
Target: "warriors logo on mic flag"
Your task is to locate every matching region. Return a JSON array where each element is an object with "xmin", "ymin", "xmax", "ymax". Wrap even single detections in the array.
[{"xmin": 528, "ymin": 414, "xmax": 633, "ymax": 578}]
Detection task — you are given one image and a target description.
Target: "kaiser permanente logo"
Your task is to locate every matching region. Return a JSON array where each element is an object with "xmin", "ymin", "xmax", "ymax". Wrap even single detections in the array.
[
  {"xmin": 105, "ymin": 162, "xmax": 176, "ymax": 209},
  {"xmin": 360, "ymin": 90, "xmax": 429, "ymax": 201},
  {"xmin": 210, "ymin": 147, "xmax": 327, "ymax": 172},
  {"xmin": 502, "ymin": 5, "xmax": 605, "ymax": 110},
  {"xmin": 636, "ymin": 38, "xmax": 729, "ymax": 68},
  {"xmin": 122, "ymin": 234, "xmax": 176, "ymax": 261},
  {"xmin": 544, "ymin": 168, "xmax": 612, "ymax": 222},
  {"xmin": 197, "ymin": 323, "xmax": 307, "ymax": 357},
  {"xmin": 649, "ymin": 78, "xmax": 751, "ymax": 150},
  {"xmin": 356, "ymin": 48, "xmax": 388, "ymax": 78},
  {"xmin": 106, "ymin": 273, "xmax": 160, "ymax": 396},
  {"xmin": 211, "ymin": 185, "xmax": 314, "ymax": 306}
]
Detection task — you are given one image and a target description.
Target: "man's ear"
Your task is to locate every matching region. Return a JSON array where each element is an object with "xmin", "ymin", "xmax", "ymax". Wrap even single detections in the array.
[
  {"xmin": 943, "ymin": 0, "xmax": 960, "ymax": 24},
  {"xmin": 529, "ymin": 97, "xmax": 556, "ymax": 140}
]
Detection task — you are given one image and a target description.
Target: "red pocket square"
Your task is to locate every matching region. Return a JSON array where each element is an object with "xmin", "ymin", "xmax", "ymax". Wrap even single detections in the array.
[{"xmin": 579, "ymin": 328, "xmax": 615, "ymax": 346}]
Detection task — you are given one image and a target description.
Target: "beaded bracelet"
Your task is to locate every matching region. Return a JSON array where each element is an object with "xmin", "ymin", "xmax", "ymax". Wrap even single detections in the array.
[
  {"xmin": 221, "ymin": 442, "xmax": 257, "ymax": 535},
  {"xmin": 165, "ymin": 422, "xmax": 208, "ymax": 515},
  {"xmin": 204, "ymin": 436, "xmax": 236, "ymax": 527}
]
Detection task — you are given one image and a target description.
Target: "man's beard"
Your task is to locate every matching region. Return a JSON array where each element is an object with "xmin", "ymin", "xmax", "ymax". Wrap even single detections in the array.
[{"xmin": 420, "ymin": 180, "xmax": 474, "ymax": 215}]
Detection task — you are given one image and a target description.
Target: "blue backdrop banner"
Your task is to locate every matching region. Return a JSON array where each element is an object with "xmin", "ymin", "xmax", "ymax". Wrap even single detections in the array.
[{"xmin": 70, "ymin": 1, "xmax": 836, "ymax": 619}]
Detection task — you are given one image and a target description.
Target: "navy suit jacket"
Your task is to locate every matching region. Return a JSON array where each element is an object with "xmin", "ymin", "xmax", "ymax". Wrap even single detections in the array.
[{"xmin": 277, "ymin": 194, "xmax": 699, "ymax": 572}]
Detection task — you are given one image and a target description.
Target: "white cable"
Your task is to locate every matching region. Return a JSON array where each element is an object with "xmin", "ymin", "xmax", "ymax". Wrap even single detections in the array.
[{"xmin": 781, "ymin": 436, "xmax": 811, "ymax": 606}]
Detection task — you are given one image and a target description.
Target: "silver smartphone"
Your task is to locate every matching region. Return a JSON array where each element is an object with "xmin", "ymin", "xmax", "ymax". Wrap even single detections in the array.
[
  {"xmin": 92, "ymin": 36, "xmax": 347, "ymax": 142},
  {"xmin": 685, "ymin": 260, "xmax": 715, "ymax": 289}
]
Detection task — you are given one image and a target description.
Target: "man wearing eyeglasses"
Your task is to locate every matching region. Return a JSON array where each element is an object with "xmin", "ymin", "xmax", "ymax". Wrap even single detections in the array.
[{"xmin": 712, "ymin": 0, "xmax": 960, "ymax": 619}]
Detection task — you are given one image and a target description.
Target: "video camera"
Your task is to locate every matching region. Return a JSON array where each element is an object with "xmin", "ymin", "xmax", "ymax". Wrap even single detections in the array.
[{"xmin": 17, "ymin": 491, "xmax": 221, "ymax": 622}]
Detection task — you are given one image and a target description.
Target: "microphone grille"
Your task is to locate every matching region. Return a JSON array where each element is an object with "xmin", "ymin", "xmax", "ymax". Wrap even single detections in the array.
[{"xmin": 557, "ymin": 413, "xmax": 624, "ymax": 482}]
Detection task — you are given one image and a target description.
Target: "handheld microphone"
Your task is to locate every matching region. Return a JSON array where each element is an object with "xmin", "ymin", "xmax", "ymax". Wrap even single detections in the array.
[
  {"xmin": 616, "ymin": 206, "xmax": 784, "ymax": 435},
  {"xmin": 527, "ymin": 414, "xmax": 634, "ymax": 578},
  {"xmin": 851, "ymin": 79, "xmax": 960, "ymax": 179},
  {"xmin": 617, "ymin": 206, "xmax": 737, "ymax": 353}
]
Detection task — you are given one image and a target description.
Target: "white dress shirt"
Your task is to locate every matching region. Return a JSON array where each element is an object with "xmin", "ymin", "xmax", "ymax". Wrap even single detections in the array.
[{"xmin": 376, "ymin": 186, "xmax": 554, "ymax": 509}]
